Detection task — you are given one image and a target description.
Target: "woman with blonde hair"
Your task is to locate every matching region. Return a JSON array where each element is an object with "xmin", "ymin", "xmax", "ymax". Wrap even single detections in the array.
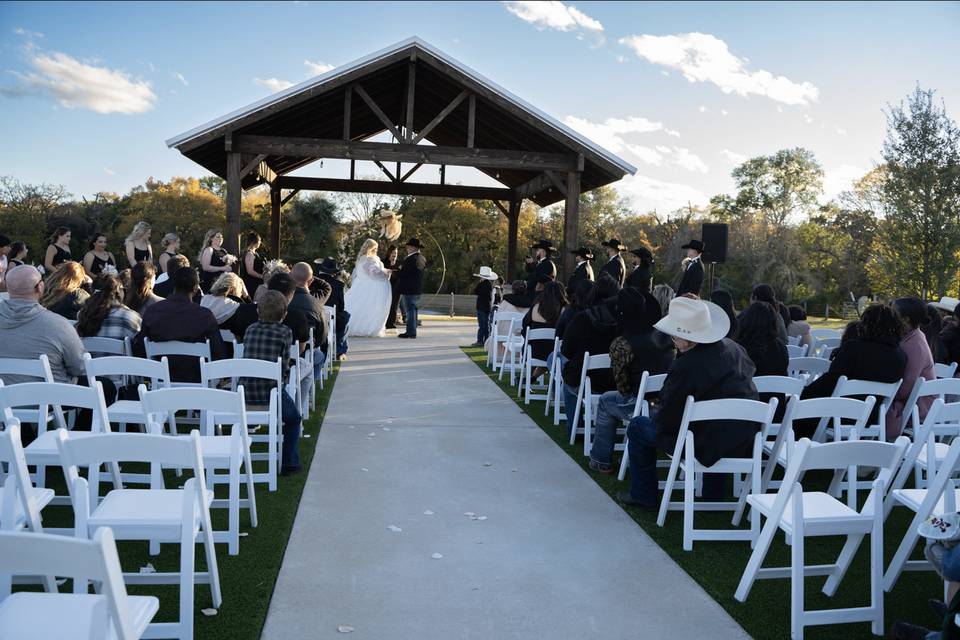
[
  {"xmin": 344, "ymin": 238, "xmax": 392, "ymax": 337},
  {"xmin": 158, "ymin": 233, "xmax": 180, "ymax": 275},
  {"xmin": 124, "ymin": 221, "xmax": 153, "ymax": 268},
  {"xmin": 40, "ymin": 260, "xmax": 89, "ymax": 320},
  {"xmin": 200, "ymin": 272, "xmax": 248, "ymax": 329},
  {"xmin": 198, "ymin": 229, "xmax": 235, "ymax": 292}
]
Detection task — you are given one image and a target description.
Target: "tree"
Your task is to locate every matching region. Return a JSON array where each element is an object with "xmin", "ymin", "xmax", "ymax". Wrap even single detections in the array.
[{"xmin": 0, "ymin": 176, "xmax": 72, "ymax": 259}]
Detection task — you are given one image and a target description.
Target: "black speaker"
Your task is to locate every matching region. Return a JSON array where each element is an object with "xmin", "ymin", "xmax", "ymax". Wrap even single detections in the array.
[{"xmin": 701, "ymin": 223, "xmax": 728, "ymax": 264}]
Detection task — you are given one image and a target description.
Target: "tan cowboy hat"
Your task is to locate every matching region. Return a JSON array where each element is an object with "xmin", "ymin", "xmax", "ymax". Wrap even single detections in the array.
[
  {"xmin": 379, "ymin": 209, "xmax": 402, "ymax": 220},
  {"xmin": 935, "ymin": 296, "xmax": 960, "ymax": 314},
  {"xmin": 473, "ymin": 266, "xmax": 499, "ymax": 281},
  {"xmin": 654, "ymin": 297, "xmax": 730, "ymax": 344}
]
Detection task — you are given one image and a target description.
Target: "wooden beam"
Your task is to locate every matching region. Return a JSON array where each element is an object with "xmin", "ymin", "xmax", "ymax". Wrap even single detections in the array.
[
  {"xmin": 374, "ymin": 160, "xmax": 397, "ymax": 182},
  {"xmin": 225, "ymin": 151, "xmax": 242, "ymax": 256},
  {"xmin": 354, "ymin": 84, "xmax": 403, "ymax": 141},
  {"xmin": 507, "ymin": 200, "xmax": 520, "ymax": 282},
  {"xmin": 493, "ymin": 200, "xmax": 508, "ymax": 216},
  {"xmin": 280, "ymin": 189, "xmax": 300, "ymax": 206},
  {"xmin": 233, "ymin": 135, "xmax": 580, "ymax": 172},
  {"xmin": 411, "ymin": 90, "xmax": 469, "ymax": 144},
  {"xmin": 274, "ymin": 176, "xmax": 513, "ymax": 201},
  {"xmin": 399, "ymin": 163, "xmax": 423, "ymax": 183},
  {"xmin": 405, "ymin": 62, "xmax": 416, "ymax": 142},
  {"xmin": 256, "ymin": 160, "xmax": 277, "ymax": 185},
  {"xmin": 513, "ymin": 172, "xmax": 554, "ymax": 201},
  {"xmin": 467, "ymin": 94, "xmax": 476, "ymax": 148},
  {"xmin": 562, "ymin": 171, "xmax": 581, "ymax": 278},
  {"xmin": 270, "ymin": 185, "xmax": 282, "ymax": 259},
  {"xmin": 342, "ymin": 86, "xmax": 352, "ymax": 141},
  {"xmin": 240, "ymin": 154, "xmax": 267, "ymax": 179},
  {"xmin": 544, "ymin": 170, "xmax": 567, "ymax": 196}
]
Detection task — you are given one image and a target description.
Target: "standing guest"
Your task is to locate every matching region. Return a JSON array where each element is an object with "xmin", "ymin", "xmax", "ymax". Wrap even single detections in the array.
[
  {"xmin": 676, "ymin": 239, "xmax": 704, "ymax": 297},
  {"xmin": 567, "ymin": 247, "xmax": 594, "ymax": 296},
  {"xmin": 157, "ymin": 233, "xmax": 180, "ymax": 276},
  {"xmin": 617, "ymin": 297, "xmax": 758, "ymax": 509},
  {"xmin": 472, "ymin": 266, "xmax": 498, "ymax": 348},
  {"xmin": 0, "ymin": 234, "xmax": 10, "ymax": 292},
  {"xmin": 40, "ymin": 261, "xmax": 89, "ymax": 320},
  {"xmin": 241, "ymin": 232, "xmax": 265, "ymax": 296},
  {"xmin": 153, "ymin": 254, "xmax": 190, "ymax": 299},
  {"xmin": 521, "ymin": 280, "xmax": 568, "ymax": 370},
  {"xmin": 123, "ymin": 262, "xmax": 162, "ymax": 314},
  {"xmin": 241, "ymin": 290, "xmax": 304, "ymax": 476},
  {"xmin": 124, "ymin": 221, "xmax": 153, "ymax": 268},
  {"xmin": 314, "ymin": 257, "xmax": 350, "ymax": 360},
  {"xmin": 81, "ymin": 233, "xmax": 117, "ymax": 278},
  {"xmin": 254, "ymin": 259, "xmax": 289, "ymax": 303},
  {"xmin": 710, "ymin": 290, "xmax": 738, "ymax": 339},
  {"xmin": 132, "ymin": 267, "xmax": 227, "ymax": 383},
  {"xmin": 887, "ymin": 297, "xmax": 937, "ymax": 439},
  {"xmin": 8, "ymin": 241, "xmax": 27, "ymax": 268},
  {"xmin": 288, "ymin": 262, "xmax": 331, "ymax": 375},
  {"xmin": 625, "ymin": 245, "xmax": 654, "ymax": 291},
  {"xmin": 198, "ymin": 229, "xmax": 235, "ymax": 292},
  {"xmin": 924, "ymin": 304, "xmax": 948, "ymax": 364},
  {"xmin": 589, "ymin": 287, "xmax": 674, "ymax": 474},
  {"xmin": 652, "ymin": 283, "xmax": 674, "ymax": 317},
  {"xmin": 787, "ymin": 305, "xmax": 814, "ymax": 348},
  {"xmin": 383, "ymin": 244, "xmax": 403, "ymax": 330},
  {"xmin": 44, "ymin": 226, "xmax": 72, "ymax": 272},
  {"xmin": 0, "ymin": 265, "xmax": 86, "ymax": 385},
  {"xmin": 395, "ymin": 238, "xmax": 426, "ymax": 339},
  {"xmin": 524, "ymin": 239, "xmax": 558, "ymax": 304},
  {"xmin": 599, "ymin": 238, "xmax": 627, "ymax": 288},
  {"xmin": 76, "ymin": 274, "xmax": 141, "ymax": 343},
  {"xmin": 200, "ymin": 272, "xmax": 248, "ymax": 334},
  {"xmin": 734, "ymin": 302, "xmax": 789, "ymax": 376}
]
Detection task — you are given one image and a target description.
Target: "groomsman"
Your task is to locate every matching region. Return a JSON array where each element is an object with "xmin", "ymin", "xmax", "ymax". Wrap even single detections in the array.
[
  {"xmin": 676, "ymin": 239, "xmax": 705, "ymax": 297},
  {"xmin": 599, "ymin": 238, "xmax": 627, "ymax": 287},
  {"xmin": 524, "ymin": 239, "xmax": 557, "ymax": 303},
  {"xmin": 567, "ymin": 246, "xmax": 594, "ymax": 296}
]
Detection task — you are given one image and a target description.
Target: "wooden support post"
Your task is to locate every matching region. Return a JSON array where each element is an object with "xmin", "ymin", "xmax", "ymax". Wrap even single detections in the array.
[
  {"xmin": 562, "ymin": 171, "xmax": 581, "ymax": 278},
  {"xmin": 349, "ymin": 159, "xmax": 355, "ymax": 180},
  {"xmin": 507, "ymin": 199, "xmax": 520, "ymax": 282},
  {"xmin": 226, "ymin": 150, "xmax": 242, "ymax": 256},
  {"xmin": 270, "ymin": 184, "xmax": 282, "ymax": 259}
]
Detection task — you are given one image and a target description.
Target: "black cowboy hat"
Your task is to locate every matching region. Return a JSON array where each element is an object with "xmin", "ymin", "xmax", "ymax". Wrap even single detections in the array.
[
  {"xmin": 313, "ymin": 256, "xmax": 339, "ymax": 274},
  {"xmin": 681, "ymin": 239, "xmax": 704, "ymax": 253},
  {"xmin": 629, "ymin": 247, "xmax": 654, "ymax": 262},
  {"xmin": 405, "ymin": 237, "xmax": 422, "ymax": 249},
  {"xmin": 529, "ymin": 238, "xmax": 556, "ymax": 252},
  {"xmin": 601, "ymin": 238, "xmax": 627, "ymax": 251},
  {"xmin": 571, "ymin": 246, "xmax": 594, "ymax": 260}
]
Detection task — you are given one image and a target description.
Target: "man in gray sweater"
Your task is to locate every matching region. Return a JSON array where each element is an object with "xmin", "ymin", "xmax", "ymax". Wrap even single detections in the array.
[{"xmin": 0, "ymin": 265, "xmax": 86, "ymax": 384}]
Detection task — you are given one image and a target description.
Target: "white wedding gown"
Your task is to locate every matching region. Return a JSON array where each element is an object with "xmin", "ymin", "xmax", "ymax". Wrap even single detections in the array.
[{"xmin": 345, "ymin": 255, "xmax": 392, "ymax": 337}]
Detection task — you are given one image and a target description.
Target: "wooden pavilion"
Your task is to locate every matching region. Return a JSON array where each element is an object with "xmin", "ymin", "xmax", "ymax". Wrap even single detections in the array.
[{"xmin": 166, "ymin": 37, "xmax": 635, "ymax": 280}]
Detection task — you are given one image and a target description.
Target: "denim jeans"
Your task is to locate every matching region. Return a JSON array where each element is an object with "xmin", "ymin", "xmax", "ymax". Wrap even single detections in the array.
[
  {"xmin": 280, "ymin": 390, "xmax": 302, "ymax": 469},
  {"xmin": 336, "ymin": 310, "xmax": 350, "ymax": 357},
  {"xmin": 312, "ymin": 347, "xmax": 326, "ymax": 379},
  {"xmin": 589, "ymin": 391, "xmax": 637, "ymax": 468},
  {"xmin": 563, "ymin": 383, "xmax": 580, "ymax": 436},
  {"xmin": 476, "ymin": 309, "xmax": 490, "ymax": 345},
  {"xmin": 402, "ymin": 294, "xmax": 421, "ymax": 336}
]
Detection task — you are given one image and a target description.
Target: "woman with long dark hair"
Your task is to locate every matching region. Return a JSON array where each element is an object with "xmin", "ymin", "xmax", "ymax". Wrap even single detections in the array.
[
  {"xmin": 923, "ymin": 303, "xmax": 947, "ymax": 364},
  {"xmin": 76, "ymin": 274, "xmax": 141, "ymax": 340},
  {"xmin": 44, "ymin": 226, "xmax": 72, "ymax": 272},
  {"xmin": 887, "ymin": 297, "xmax": 936, "ymax": 438},
  {"xmin": 522, "ymin": 280, "xmax": 568, "ymax": 365},
  {"xmin": 709, "ymin": 289, "xmax": 738, "ymax": 339},
  {"xmin": 82, "ymin": 233, "xmax": 117, "ymax": 278},
  {"xmin": 124, "ymin": 262, "xmax": 162, "ymax": 314},
  {"xmin": 198, "ymin": 229, "xmax": 235, "ymax": 292},
  {"xmin": 241, "ymin": 232, "xmax": 265, "ymax": 296},
  {"xmin": 734, "ymin": 301, "xmax": 788, "ymax": 376},
  {"xmin": 747, "ymin": 283, "xmax": 790, "ymax": 341},
  {"xmin": 8, "ymin": 241, "xmax": 27, "ymax": 268}
]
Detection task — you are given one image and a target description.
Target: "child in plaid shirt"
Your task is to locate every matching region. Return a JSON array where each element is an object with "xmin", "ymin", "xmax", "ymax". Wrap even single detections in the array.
[{"xmin": 242, "ymin": 290, "xmax": 303, "ymax": 475}]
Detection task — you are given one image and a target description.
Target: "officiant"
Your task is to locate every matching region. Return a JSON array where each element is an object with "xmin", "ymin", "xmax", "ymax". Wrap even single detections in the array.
[{"xmin": 524, "ymin": 239, "xmax": 557, "ymax": 304}]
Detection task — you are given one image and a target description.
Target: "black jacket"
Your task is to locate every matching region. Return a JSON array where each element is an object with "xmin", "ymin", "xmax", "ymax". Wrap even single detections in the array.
[
  {"xmin": 599, "ymin": 255, "xmax": 626, "ymax": 288},
  {"xmin": 655, "ymin": 339, "xmax": 759, "ymax": 466},
  {"xmin": 624, "ymin": 264, "xmax": 652, "ymax": 291},
  {"xmin": 561, "ymin": 303, "xmax": 620, "ymax": 391},
  {"xmin": 677, "ymin": 258, "xmax": 704, "ymax": 297},
  {"xmin": 289, "ymin": 284, "xmax": 331, "ymax": 347},
  {"xmin": 132, "ymin": 295, "xmax": 227, "ymax": 383},
  {"xmin": 474, "ymin": 279, "xmax": 494, "ymax": 313},
  {"xmin": 740, "ymin": 339, "xmax": 789, "ymax": 377},
  {"xmin": 396, "ymin": 252, "xmax": 427, "ymax": 295},
  {"xmin": 315, "ymin": 274, "xmax": 344, "ymax": 313},
  {"xmin": 566, "ymin": 261, "xmax": 594, "ymax": 296},
  {"xmin": 229, "ymin": 302, "xmax": 309, "ymax": 347},
  {"xmin": 940, "ymin": 323, "xmax": 960, "ymax": 365},
  {"xmin": 525, "ymin": 258, "xmax": 557, "ymax": 302}
]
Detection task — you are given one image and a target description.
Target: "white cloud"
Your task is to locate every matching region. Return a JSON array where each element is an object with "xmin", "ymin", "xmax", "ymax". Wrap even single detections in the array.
[
  {"xmin": 803, "ymin": 113, "xmax": 813, "ymax": 124},
  {"xmin": 563, "ymin": 114, "xmax": 681, "ymax": 155},
  {"xmin": 103, "ymin": 167, "xmax": 115, "ymax": 176},
  {"xmin": 626, "ymin": 144, "xmax": 664, "ymax": 166},
  {"xmin": 619, "ymin": 32, "xmax": 819, "ymax": 106},
  {"xmin": 698, "ymin": 105, "xmax": 707, "ymax": 113},
  {"xmin": 14, "ymin": 27, "xmax": 43, "ymax": 39},
  {"xmin": 669, "ymin": 146, "xmax": 709, "ymax": 173},
  {"xmin": 616, "ymin": 55, "xmax": 627, "ymax": 63},
  {"xmin": 503, "ymin": 1, "xmax": 603, "ymax": 34},
  {"xmin": 720, "ymin": 109, "xmax": 728, "ymax": 116},
  {"xmin": 304, "ymin": 59, "xmax": 334, "ymax": 75},
  {"xmin": 721, "ymin": 149, "xmax": 748, "ymax": 165},
  {"xmin": 173, "ymin": 72, "xmax": 188, "ymax": 86},
  {"xmin": 617, "ymin": 173, "xmax": 707, "ymax": 212},
  {"xmin": 254, "ymin": 77, "xmax": 294, "ymax": 92},
  {"xmin": 822, "ymin": 164, "xmax": 865, "ymax": 200},
  {"xmin": 639, "ymin": 145, "xmax": 707, "ymax": 173},
  {"xmin": 4, "ymin": 51, "xmax": 156, "ymax": 114}
]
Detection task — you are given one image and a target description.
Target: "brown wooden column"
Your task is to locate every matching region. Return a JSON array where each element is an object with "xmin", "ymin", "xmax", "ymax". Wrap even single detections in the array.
[
  {"xmin": 270, "ymin": 184, "xmax": 282, "ymax": 259},
  {"xmin": 506, "ymin": 199, "xmax": 520, "ymax": 282},
  {"xmin": 225, "ymin": 151, "xmax": 242, "ymax": 256},
  {"xmin": 562, "ymin": 171, "xmax": 581, "ymax": 277}
]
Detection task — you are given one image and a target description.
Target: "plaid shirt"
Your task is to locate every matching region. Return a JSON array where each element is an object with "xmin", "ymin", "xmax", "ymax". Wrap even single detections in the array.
[
  {"xmin": 241, "ymin": 321, "xmax": 292, "ymax": 405},
  {"xmin": 96, "ymin": 305, "xmax": 142, "ymax": 340}
]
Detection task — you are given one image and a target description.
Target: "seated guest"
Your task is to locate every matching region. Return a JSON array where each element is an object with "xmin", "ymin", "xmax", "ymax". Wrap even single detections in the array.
[
  {"xmin": 887, "ymin": 297, "xmax": 936, "ymax": 439},
  {"xmin": 710, "ymin": 290, "xmax": 738, "ymax": 339},
  {"xmin": 76, "ymin": 274, "xmax": 141, "ymax": 343},
  {"xmin": 589, "ymin": 287, "xmax": 674, "ymax": 474},
  {"xmin": 0, "ymin": 265, "xmax": 86, "ymax": 384},
  {"xmin": 313, "ymin": 257, "xmax": 349, "ymax": 360},
  {"xmin": 253, "ymin": 259, "xmax": 289, "ymax": 303},
  {"xmin": 40, "ymin": 261, "xmax": 89, "ymax": 320},
  {"xmin": 521, "ymin": 280, "xmax": 567, "ymax": 376},
  {"xmin": 734, "ymin": 302, "xmax": 789, "ymax": 376},
  {"xmin": 787, "ymin": 305, "xmax": 813, "ymax": 348},
  {"xmin": 652, "ymin": 283, "xmax": 674, "ymax": 317},
  {"xmin": 617, "ymin": 297, "xmax": 758, "ymax": 509},
  {"xmin": 548, "ymin": 279, "xmax": 592, "ymax": 376},
  {"xmin": 153, "ymin": 254, "xmax": 189, "ymax": 298},
  {"xmin": 924, "ymin": 303, "xmax": 948, "ymax": 364},
  {"xmin": 488, "ymin": 280, "xmax": 530, "ymax": 357},
  {"xmin": 742, "ymin": 284, "xmax": 788, "ymax": 343},
  {"xmin": 200, "ymin": 272, "xmax": 248, "ymax": 331},
  {"xmin": 132, "ymin": 267, "xmax": 227, "ymax": 383},
  {"xmin": 940, "ymin": 301, "xmax": 960, "ymax": 366},
  {"xmin": 228, "ymin": 272, "xmax": 310, "ymax": 350},
  {"xmin": 288, "ymin": 262, "xmax": 331, "ymax": 376},
  {"xmin": 797, "ymin": 304, "xmax": 907, "ymax": 438},
  {"xmin": 123, "ymin": 262, "xmax": 162, "ymax": 314},
  {"xmin": 560, "ymin": 273, "xmax": 621, "ymax": 429},
  {"xmin": 241, "ymin": 290, "xmax": 303, "ymax": 476}
]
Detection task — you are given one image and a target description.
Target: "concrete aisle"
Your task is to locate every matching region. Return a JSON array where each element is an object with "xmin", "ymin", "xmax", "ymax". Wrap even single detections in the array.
[{"xmin": 261, "ymin": 319, "xmax": 749, "ymax": 640}]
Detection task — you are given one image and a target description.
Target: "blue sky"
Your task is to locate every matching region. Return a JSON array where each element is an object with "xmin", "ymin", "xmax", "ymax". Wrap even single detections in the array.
[{"xmin": 1, "ymin": 1, "xmax": 958, "ymax": 213}]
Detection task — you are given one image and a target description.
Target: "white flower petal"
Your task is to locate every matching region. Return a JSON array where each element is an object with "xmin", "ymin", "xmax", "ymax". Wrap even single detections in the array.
[
  {"xmin": 201, "ymin": 608, "xmax": 218, "ymax": 616},
  {"xmin": 387, "ymin": 525, "xmax": 402, "ymax": 532}
]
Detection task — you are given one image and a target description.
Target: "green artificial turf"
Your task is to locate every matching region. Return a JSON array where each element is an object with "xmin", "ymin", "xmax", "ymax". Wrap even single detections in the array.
[
  {"xmin": 461, "ymin": 347, "xmax": 941, "ymax": 640},
  {"xmin": 28, "ymin": 365, "xmax": 339, "ymax": 640}
]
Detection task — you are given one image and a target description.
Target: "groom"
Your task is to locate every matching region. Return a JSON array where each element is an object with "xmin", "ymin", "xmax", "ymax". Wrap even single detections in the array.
[{"xmin": 396, "ymin": 237, "xmax": 427, "ymax": 339}]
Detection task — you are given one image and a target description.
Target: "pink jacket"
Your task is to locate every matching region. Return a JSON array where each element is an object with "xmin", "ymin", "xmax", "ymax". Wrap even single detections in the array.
[{"xmin": 886, "ymin": 328, "xmax": 935, "ymax": 439}]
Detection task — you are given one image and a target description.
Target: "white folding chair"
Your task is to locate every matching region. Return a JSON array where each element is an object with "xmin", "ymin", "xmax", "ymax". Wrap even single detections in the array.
[
  {"xmin": 487, "ymin": 311, "xmax": 524, "ymax": 371},
  {"xmin": 57, "ymin": 429, "xmax": 219, "ymax": 640},
  {"xmin": 810, "ymin": 328, "xmax": 841, "ymax": 341},
  {"xmin": 324, "ymin": 306, "xmax": 336, "ymax": 380},
  {"xmin": 657, "ymin": 397, "xmax": 777, "ymax": 551},
  {"xmin": 143, "ymin": 338, "xmax": 211, "ymax": 388},
  {"xmin": 0, "ymin": 422, "xmax": 54, "ymax": 540},
  {"xmin": 84, "ymin": 355, "xmax": 173, "ymax": 435},
  {"xmin": 518, "ymin": 328, "xmax": 556, "ymax": 404},
  {"xmin": 307, "ymin": 325, "xmax": 320, "ymax": 408},
  {"xmin": 814, "ymin": 337, "xmax": 841, "ymax": 359},
  {"xmin": 498, "ymin": 318, "xmax": 526, "ymax": 385},
  {"xmin": 617, "ymin": 372, "xmax": 668, "ymax": 482},
  {"xmin": 567, "ymin": 353, "xmax": 611, "ymax": 451},
  {"xmin": 735, "ymin": 437, "xmax": 909, "ymax": 640},
  {"xmin": 787, "ymin": 335, "xmax": 801, "ymax": 347},
  {"xmin": 81, "ymin": 336, "xmax": 129, "ymax": 357},
  {"xmin": 0, "ymin": 528, "xmax": 159, "ymax": 640},
  {"xmin": 788, "ymin": 357, "xmax": 830, "ymax": 385},
  {"xmin": 935, "ymin": 362, "xmax": 958, "ymax": 380},
  {"xmin": 816, "ymin": 376, "xmax": 901, "ymax": 442},
  {"xmin": 786, "ymin": 344, "xmax": 808, "ymax": 358},
  {"xmin": 898, "ymin": 376, "xmax": 960, "ymax": 439},
  {"xmin": 202, "ymin": 358, "xmax": 283, "ymax": 491},
  {"xmin": 545, "ymin": 338, "xmax": 567, "ymax": 425},
  {"xmin": 0, "ymin": 355, "xmax": 68, "ymax": 430}
]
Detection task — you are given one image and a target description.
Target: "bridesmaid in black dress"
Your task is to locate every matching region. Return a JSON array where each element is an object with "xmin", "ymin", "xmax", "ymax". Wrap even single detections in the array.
[
  {"xmin": 198, "ymin": 229, "xmax": 234, "ymax": 292},
  {"xmin": 82, "ymin": 233, "xmax": 117, "ymax": 277},
  {"xmin": 383, "ymin": 244, "xmax": 403, "ymax": 329},
  {"xmin": 124, "ymin": 221, "xmax": 153, "ymax": 268},
  {"xmin": 8, "ymin": 241, "xmax": 27, "ymax": 268},
  {"xmin": 241, "ymin": 232, "xmax": 265, "ymax": 296},
  {"xmin": 44, "ymin": 226, "xmax": 72, "ymax": 272},
  {"xmin": 158, "ymin": 232, "xmax": 181, "ymax": 275}
]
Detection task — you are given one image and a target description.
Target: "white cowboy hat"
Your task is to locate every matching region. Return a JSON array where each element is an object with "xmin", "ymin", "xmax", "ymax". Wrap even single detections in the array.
[
  {"xmin": 654, "ymin": 297, "xmax": 730, "ymax": 344},
  {"xmin": 935, "ymin": 296, "xmax": 960, "ymax": 314},
  {"xmin": 379, "ymin": 209, "xmax": 402, "ymax": 220},
  {"xmin": 473, "ymin": 266, "xmax": 499, "ymax": 281},
  {"xmin": 918, "ymin": 512, "xmax": 960, "ymax": 541}
]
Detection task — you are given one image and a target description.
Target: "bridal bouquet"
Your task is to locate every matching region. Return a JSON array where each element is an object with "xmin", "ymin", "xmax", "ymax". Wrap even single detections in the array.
[
  {"xmin": 223, "ymin": 253, "xmax": 238, "ymax": 265},
  {"xmin": 102, "ymin": 264, "xmax": 119, "ymax": 276}
]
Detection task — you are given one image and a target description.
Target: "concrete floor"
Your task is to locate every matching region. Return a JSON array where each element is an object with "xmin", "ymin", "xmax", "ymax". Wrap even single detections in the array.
[{"xmin": 261, "ymin": 319, "xmax": 750, "ymax": 640}]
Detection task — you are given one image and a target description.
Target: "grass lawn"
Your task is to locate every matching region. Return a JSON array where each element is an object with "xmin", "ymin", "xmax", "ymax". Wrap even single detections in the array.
[
  {"xmin": 461, "ymin": 347, "xmax": 941, "ymax": 640},
  {"xmin": 30, "ymin": 365, "xmax": 339, "ymax": 640}
]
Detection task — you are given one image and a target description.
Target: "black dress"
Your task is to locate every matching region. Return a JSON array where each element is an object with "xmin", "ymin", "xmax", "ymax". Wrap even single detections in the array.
[
  {"xmin": 201, "ymin": 248, "xmax": 228, "ymax": 291},
  {"xmin": 241, "ymin": 250, "xmax": 264, "ymax": 297},
  {"xmin": 90, "ymin": 253, "xmax": 116, "ymax": 276},
  {"xmin": 49, "ymin": 244, "xmax": 71, "ymax": 268},
  {"xmin": 9, "ymin": 259, "xmax": 24, "ymax": 268},
  {"xmin": 384, "ymin": 257, "xmax": 402, "ymax": 328},
  {"xmin": 160, "ymin": 251, "xmax": 177, "ymax": 274},
  {"xmin": 130, "ymin": 245, "xmax": 150, "ymax": 267}
]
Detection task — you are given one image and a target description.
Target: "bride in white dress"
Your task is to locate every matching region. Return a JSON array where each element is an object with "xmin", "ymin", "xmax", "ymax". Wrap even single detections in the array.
[{"xmin": 345, "ymin": 238, "xmax": 393, "ymax": 337}]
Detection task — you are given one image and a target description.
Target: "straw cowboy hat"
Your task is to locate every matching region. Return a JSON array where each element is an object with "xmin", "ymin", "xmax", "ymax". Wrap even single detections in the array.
[
  {"xmin": 653, "ymin": 296, "xmax": 730, "ymax": 344},
  {"xmin": 934, "ymin": 296, "xmax": 960, "ymax": 314},
  {"xmin": 379, "ymin": 209, "xmax": 402, "ymax": 221},
  {"xmin": 474, "ymin": 266, "xmax": 499, "ymax": 281}
]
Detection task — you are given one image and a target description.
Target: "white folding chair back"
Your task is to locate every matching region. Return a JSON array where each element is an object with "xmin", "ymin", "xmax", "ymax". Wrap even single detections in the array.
[
  {"xmin": 0, "ymin": 423, "xmax": 54, "ymax": 549},
  {"xmin": 81, "ymin": 336, "xmax": 129, "ymax": 357},
  {"xmin": 0, "ymin": 355, "xmax": 66, "ymax": 428},
  {"xmin": 935, "ymin": 362, "xmax": 958, "ymax": 379},
  {"xmin": 617, "ymin": 372, "xmax": 668, "ymax": 481},
  {"xmin": 786, "ymin": 344, "xmax": 808, "ymax": 358},
  {"xmin": 787, "ymin": 335, "xmax": 801, "ymax": 347},
  {"xmin": 546, "ymin": 338, "xmax": 566, "ymax": 425},
  {"xmin": 143, "ymin": 338, "xmax": 211, "ymax": 387},
  {"xmin": 487, "ymin": 311, "xmax": 524, "ymax": 370},
  {"xmin": 810, "ymin": 328, "xmax": 841, "ymax": 341},
  {"xmin": 519, "ymin": 328, "xmax": 556, "ymax": 404},
  {"xmin": 898, "ymin": 376, "xmax": 960, "ymax": 436},
  {"xmin": 819, "ymin": 376, "xmax": 901, "ymax": 442},
  {"xmin": 567, "ymin": 352, "xmax": 611, "ymax": 450},
  {"xmin": 0, "ymin": 528, "xmax": 159, "ymax": 640},
  {"xmin": 323, "ymin": 307, "xmax": 336, "ymax": 380},
  {"xmin": 788, "ymin": 357, "xmax": 830, "ymax": 385},
  {"xmin": 84, "ymin": 355, "xmax": 172, "ymax": 433},
  {"xmin": 498, "ymin": 318, "xmax": 526, "ymax": 384},
  {"xmin": 814, "ymin": 337, "xmax": 841, "ymax": 358}
]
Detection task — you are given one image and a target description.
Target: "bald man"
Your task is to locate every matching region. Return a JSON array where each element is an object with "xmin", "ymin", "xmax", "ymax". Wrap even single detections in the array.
[
  {"xmin": 0, "ymin": 265, "xmax": 86, "ymax": 384},
  {"xmin": 288, "ymin": 262, "xmax": 331, "ymax": 376}
]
